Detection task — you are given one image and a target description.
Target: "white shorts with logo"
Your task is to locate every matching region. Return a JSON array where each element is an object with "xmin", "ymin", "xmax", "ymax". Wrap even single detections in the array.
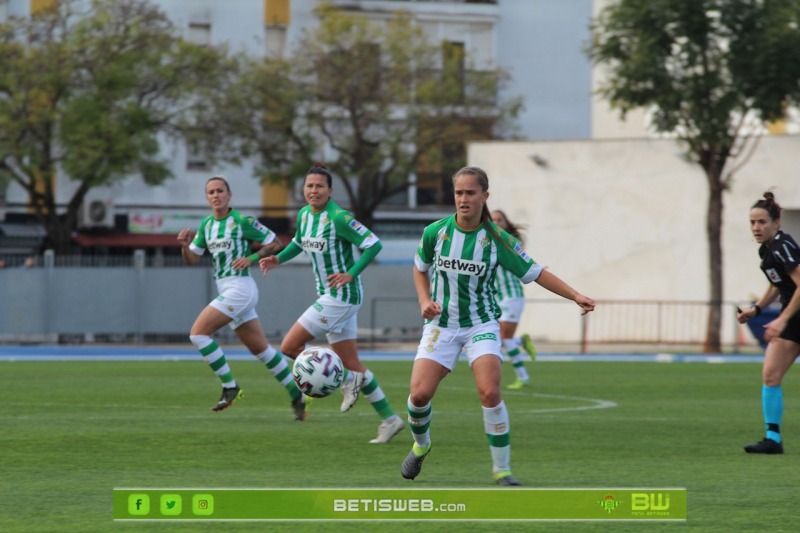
[
  {"xmin": 298, "ymin": 294, "xmax": 360, "ymax": 344},
  {"xmin": 498, "ymin": 296, "xmax": 525, "ymax": 323},
  {"xmin": 209, "ymin": 276, "xmax": 259, "ymax": 330},
  {"xmin": 414, "ymin": 322, "xmax": 503, "ymax": 371}
]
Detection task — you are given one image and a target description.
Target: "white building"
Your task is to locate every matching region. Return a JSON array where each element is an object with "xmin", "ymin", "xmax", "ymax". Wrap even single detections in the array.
[{"xmin": 1, "ymin": 0, "xmax": 610, "ymax": 233}]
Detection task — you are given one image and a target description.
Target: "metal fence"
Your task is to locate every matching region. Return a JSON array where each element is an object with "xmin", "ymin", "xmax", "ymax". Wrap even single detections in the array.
[{"xmin": 366, "ymin": 297, "xmax": 757, "ymax": 353}]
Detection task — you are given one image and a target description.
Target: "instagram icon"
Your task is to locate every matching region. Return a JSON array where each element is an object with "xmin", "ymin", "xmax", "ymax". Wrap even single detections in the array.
[{"xmin": 192, "ymin": 494, "xmax": 214, "ymax": 516}]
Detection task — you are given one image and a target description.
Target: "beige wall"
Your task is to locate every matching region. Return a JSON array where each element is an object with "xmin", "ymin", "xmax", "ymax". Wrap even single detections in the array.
[{"xmin": 469, "ymin": 135, "xmax": 800, "ymax": 342}]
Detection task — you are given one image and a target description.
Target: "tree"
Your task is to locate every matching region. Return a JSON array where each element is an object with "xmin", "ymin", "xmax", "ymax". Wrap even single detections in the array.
[
  {"xmin": 227, "ymin": 3, "xmax": 521, "ymax": 228},
  {"xmin": 0, "ymin": 0, "xmax": 231, "ymax": 253},
  {"xmin": 587, "ymin": 0, "xmax": 800, "ymax": 351}
]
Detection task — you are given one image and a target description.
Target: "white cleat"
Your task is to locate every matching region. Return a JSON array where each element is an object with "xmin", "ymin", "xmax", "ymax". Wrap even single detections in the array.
[
  {"xmin": 369, "ymin": 416, "xmax": 406, "ymax": 444},
  {"xmin": 340, "ymin": 371, "xmax": 364, "ymax": 412}
]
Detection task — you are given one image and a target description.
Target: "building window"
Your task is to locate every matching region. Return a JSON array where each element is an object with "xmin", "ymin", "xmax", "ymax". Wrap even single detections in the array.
[
  {"xmin": 442, "ymin": 41, "xmax": 465, "ymax": 103},
  {"xmin": 186, "ymin": 141, "xmax": 209, "ymax": 171},
  {"xmin": 265, "ymin": 26, "xmax": 287, "ymax": 58},
  {"xmin": 188, "ymin": 23, "xmax": 211, "ymax": 45}
]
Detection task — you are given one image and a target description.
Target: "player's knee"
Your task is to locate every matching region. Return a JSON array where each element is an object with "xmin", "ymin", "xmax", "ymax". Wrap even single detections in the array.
[
  {"xmin": 190, "ymin": 334, "xmax": 212, "ymax": 349},
  {"xmin": 281, "ymin": 341, "xmax": 303, "ymax": 358},
  {"xmin": 409, "ymin": 389, "xmax": 432, "ymax": 407},
  {"xmin": 478, "ymin": 388, "xmax": 501, "ymax": 407}
]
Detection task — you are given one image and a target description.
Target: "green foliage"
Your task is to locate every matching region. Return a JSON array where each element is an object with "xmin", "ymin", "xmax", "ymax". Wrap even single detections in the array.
[
  {"xmin": 588, "ymin": 0, "xmax": 800, "ymax": 151},
  {"xmin": 225, "ymin": 3, "xmax": 521, "ymax": 225},
  {"xmin": 0, "ymin": 0, "xmax": 231, "ymax": 252},
  {"xmin": 1, "ymin": 358, "xmax": 797, "ymax": 532}
]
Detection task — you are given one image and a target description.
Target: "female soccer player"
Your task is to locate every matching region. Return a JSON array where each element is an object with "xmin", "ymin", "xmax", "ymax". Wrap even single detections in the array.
[
  {"xmin": 738, "ymin": 192, "xmax": 800, "ymax": 454},
  {"xmin": 258, "ymin": 163, "xmax": 405, "ymax": 444},
  {"xmin": 177, "ymin": 175, "xmax": 306, "ymax": 419},
  {"xmin": 491, "ymin": 209, "xmax": 536, "ymax": 389},
  {"xmin": 402, "ymin": 166, "xmax": 595, "ymax": 485}
]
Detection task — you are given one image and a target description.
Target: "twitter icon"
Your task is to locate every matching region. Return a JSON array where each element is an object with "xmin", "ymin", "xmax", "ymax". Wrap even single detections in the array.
[{"xmin": 160, "ymin": 494, "xmax": 182, "ymax": 516}]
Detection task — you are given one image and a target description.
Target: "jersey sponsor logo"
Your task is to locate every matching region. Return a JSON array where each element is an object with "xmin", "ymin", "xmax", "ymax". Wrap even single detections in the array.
[
  {"xmin": 437, "ymin": 256, "xmax": 486, "ymax": 277},
  {"xmin": 301, "ymin": 237, "xmax": 327, "ymax": 253},
  {"xmin": 472, "ymin": 332, "xmax": 497, "ymax": 343},
  {"xmin": 251, "ymin": 218, "xmax": 268, "ymax": 234},
  {"xmin": 207, "ymin": 239, "xmax": 233, "ymax": 253},
  {"xmin": 348, "ymin": 219, "xmax": 368, "ymax": 236},
  {"xmin": 513, "ymin": 242, "xmax": 531, "ymax": 262},
  {"xmin": 766, "ymin": 268, "xmax": 782, "ymax": 283}
]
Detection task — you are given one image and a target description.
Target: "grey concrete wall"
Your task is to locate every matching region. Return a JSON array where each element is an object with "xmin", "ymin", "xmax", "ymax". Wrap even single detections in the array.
[{"xmin": 0, "ymin": 264, "xmax": 422, "ymax": 344}]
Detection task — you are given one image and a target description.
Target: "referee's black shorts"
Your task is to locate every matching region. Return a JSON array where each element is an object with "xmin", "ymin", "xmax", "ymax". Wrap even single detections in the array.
[{"xmin": 779, "ymin": 309, "xmax": 800, "ymax": 344}]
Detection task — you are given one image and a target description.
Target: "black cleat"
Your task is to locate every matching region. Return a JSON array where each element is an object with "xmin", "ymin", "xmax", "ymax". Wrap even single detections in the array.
[
  {"xmin": 401, "ymin": 444, "xmax": 431, "ymax": 480},
  {"xmin": 212, "ymin": 385, "xmax": 242, "ymax": 412},
  {"xmin": 496, "ymin": 474, "xmax": 521, "ymax": 486},
  {"xmin": 744, "ymin": 438, "xmax": 783, "ymax": 454}
]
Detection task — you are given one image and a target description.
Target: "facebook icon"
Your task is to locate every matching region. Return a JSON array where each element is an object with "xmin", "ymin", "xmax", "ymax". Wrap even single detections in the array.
[{"xmin": 128, "ymin": 494, "xmax": 150, "ymax": 515}]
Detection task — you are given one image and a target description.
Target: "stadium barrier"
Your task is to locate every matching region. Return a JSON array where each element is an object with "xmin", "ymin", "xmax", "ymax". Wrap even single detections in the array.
[{"xmin": 0, "ymin": 254, "xmax": 757, "ymax": 352}]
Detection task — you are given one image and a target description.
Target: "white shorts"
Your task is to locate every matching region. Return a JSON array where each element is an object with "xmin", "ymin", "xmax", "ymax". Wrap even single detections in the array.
[
  {"xmin": 497, "ymin": 297, "xmax": 525, "ymax": 324},
  {"xmin": 209, "ymin": 276, "xmax": 259, "ymax": 330},
  {"xmin": 298, "ymin": 294, "xmax": 360, "ymax": 344},
  {"xmin": 414, "ymin": 322, "xmax": 503, "ymax": 371}
]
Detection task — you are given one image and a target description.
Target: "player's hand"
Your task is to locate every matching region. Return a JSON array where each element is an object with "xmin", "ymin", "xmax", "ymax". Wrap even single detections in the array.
[
  {"xmin": 736, "ymin": 306, "xmax": 757, "ymax": 324},
  {"xmin": 177, "ymin": 228, "xmax": 194, "ymax": 246},
  {"xmin": 763, "ymin": 316, "xmax": 787, "ymax": 343},
  {"xmin": 231, "ymin": 257, "xmax": 251, "ymax": 271},
  {"xmin": 575, "ymin": 294, "xmax": 596, "ymax": 315},
  {"xmin": 258, "ymin": 255, "xmax": 279, "ymax": 275},
  {"xmin": 420, "ymin": 301, "xmax": 442, "ymax": 321},
  {"xmin": 327, "ymin": 272, "xmax": 353, "ymax": 290}
]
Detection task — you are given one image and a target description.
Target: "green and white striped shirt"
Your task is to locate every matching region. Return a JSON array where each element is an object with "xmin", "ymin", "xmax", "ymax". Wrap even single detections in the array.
[
  {"xmin": 189, "ymin": 209, "xmax": 276, "ymax": 280},
  {"xmin": 494, "ymin": 265, "xmax": 525, "ymax": 301},
  {"xmin": 287, "ymin": 200, "xmax": 380, "ymax": 305},
  {"xmin": 415, "ymin": 215, "xmax": 541, "ymax": 328}
]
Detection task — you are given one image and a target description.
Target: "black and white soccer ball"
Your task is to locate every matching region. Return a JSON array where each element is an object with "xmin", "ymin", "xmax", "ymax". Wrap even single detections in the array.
[{"xmin": 292, "ymin": 346, "xmax": 345, "ymax": 398}]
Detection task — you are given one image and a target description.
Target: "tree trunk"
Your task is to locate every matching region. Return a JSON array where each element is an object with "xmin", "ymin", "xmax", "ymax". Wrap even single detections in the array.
[
  {"xmin": 42, "ymin": 212, "xmax": 74, "ymax": 255},
  {"xmin": 704, "ymin": 165, "xmax": 725, "ymax": 353}
]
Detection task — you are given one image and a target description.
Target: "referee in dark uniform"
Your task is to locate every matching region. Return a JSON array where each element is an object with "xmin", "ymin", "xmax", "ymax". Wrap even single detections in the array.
[{"xmin": 738, "ymin": 192, "xmax": 800, "ymax": 454}]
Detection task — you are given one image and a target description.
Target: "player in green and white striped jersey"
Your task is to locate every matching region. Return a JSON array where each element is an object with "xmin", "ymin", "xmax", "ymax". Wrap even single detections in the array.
[
  {"xmin": 259, "ymin": 163, "xmax": 405, "ymax": 444},
  {"xmin": 402, "ymin": 167, "xmax": 596, "ymax": 486},
  {"xmin": 178, "ymin": 176, "xmax": 307, "ymax": 420},
  {"xmin": 491, "ymin": 210, "xmax": 536, "ymax": 389}
]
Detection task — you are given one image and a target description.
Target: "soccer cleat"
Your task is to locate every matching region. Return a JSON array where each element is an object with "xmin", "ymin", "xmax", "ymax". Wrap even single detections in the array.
[
  {"xmin": 495, "ymin": 473, "xmax": 521, "ymax": 486},
  {"xmin": 369, "ymin": 416, "xmax": 406, "ymax": 444},
  {"xmin": 291, "ymin": 394, "xmax": 307, "ymax": 421},
  {"xmin": 212, "ymin": 385, "xmax": 242, "ymax": 412},
  {"xmin": 401, "ymin": 443, "xmax": 431, "ymax": 480},
  {"xmin": 520, "ymin": 333, "xmax": 536, "ymax": 361},
  {"xmin": 340, "ymin": 371, "xmax": 364, "ymax": 412},
  {"xmin": 507, "ymin": 379, "xmax": 530, "ymax": 390},
  {"xmin": 744, "ymin": 438, "xmax": 784, "ymax": 454}
]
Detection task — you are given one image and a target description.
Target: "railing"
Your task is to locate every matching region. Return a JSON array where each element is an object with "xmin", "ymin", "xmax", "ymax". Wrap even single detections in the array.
[{"xmin": 368, "ymin": 296, "xmax": 758, "ymax": 353}]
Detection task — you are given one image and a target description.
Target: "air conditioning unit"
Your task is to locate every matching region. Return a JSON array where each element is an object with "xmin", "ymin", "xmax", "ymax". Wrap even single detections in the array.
[{"xmin": 79, "ymin": 197, "xmax": 115, "ymax": 228}]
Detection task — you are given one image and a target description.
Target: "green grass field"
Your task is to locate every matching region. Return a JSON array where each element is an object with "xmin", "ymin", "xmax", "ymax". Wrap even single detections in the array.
[{"xmin": 2, "ymin": 357, "xmax": 798, "ymax": 532}]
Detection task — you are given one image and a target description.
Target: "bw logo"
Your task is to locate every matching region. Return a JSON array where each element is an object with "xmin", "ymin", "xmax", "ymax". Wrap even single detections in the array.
[{"xmin": 631, "ymin": 493, "xmax": 670, "ymax": 511}]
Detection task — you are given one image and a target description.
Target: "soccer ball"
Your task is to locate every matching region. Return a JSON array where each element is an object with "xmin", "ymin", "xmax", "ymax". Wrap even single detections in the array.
[{"xmin": 292, "ymin": 346, "xmax": 345, "ymax": 398}]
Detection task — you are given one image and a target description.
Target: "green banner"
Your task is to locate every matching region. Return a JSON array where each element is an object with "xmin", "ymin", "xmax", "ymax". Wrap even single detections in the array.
[{"xmin": 113, "ymin": 488, "xmax": 686, "ymax": 521}]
